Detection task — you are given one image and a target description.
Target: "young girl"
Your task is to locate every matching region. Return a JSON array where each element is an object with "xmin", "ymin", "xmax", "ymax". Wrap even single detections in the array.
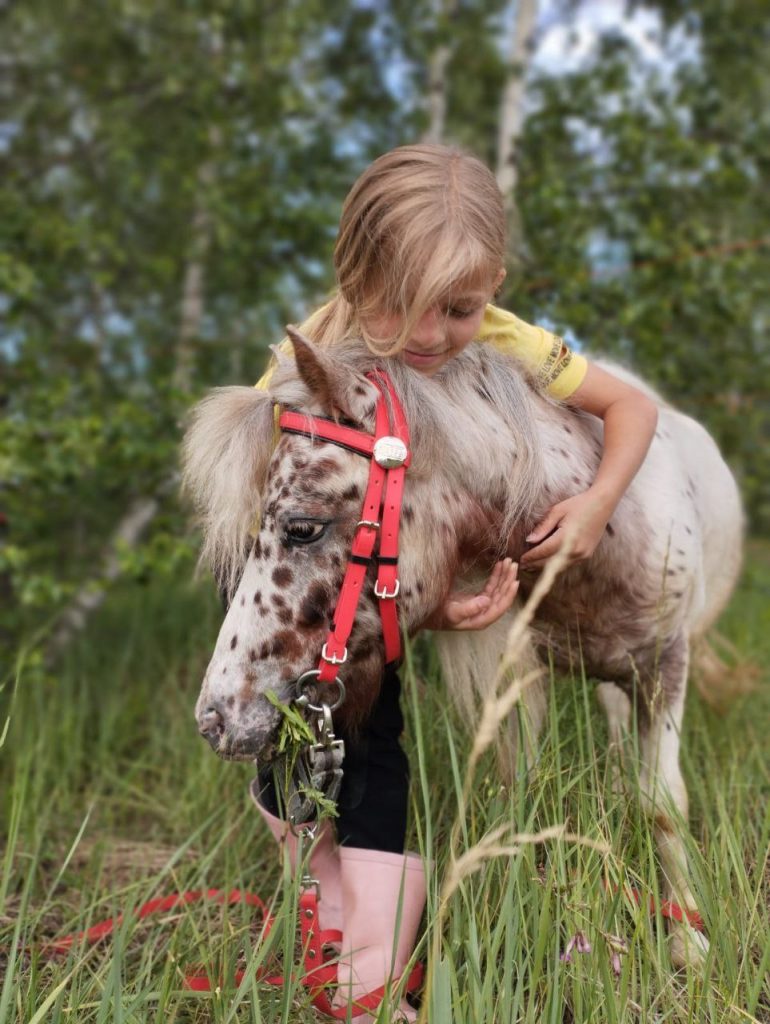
[{"xmin": 251, "ymin": 143, "xmax": 658, "ymax": 1022}]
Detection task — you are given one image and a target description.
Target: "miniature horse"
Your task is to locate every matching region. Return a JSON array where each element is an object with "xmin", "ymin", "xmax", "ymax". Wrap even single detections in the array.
[{"xmin": 183, "ymin": 330, "xmax": 743, "ymax": 967}]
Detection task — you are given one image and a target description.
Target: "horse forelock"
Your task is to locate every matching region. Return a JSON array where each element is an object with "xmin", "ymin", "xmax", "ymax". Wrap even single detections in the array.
[{"xmin": 181, "ymin": 385, "xmax": 277, "ymax": 598}]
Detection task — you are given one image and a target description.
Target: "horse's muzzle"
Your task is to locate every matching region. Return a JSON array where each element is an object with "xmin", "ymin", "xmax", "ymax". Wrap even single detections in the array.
[
  {"xmin": 197, "ymin": 704, "xmax": 225, "ymax": 748},
  {"xmin": 196, "ymin": 699, "xmax": 279, "ymax": 762}
]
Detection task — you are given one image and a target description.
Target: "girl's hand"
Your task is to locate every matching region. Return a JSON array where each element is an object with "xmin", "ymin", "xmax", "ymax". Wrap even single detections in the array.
[
  {"xmin": 520, "ymin": 489, "xmax": 613, "ymax": 570},
  {"xmin": 425, "ymin": 558, "xmax": 519, "ymax": 631}
]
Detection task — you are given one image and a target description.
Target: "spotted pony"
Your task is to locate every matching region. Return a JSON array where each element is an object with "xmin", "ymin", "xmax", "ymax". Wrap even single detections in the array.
[{"xmin": 182, "ymin": 329, "xmax": 743, "ymax": 967}]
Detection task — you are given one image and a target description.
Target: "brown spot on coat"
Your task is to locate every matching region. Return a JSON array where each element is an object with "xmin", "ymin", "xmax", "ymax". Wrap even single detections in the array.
[
  {"xmin": 312, "ymin": 457, "xmax": 342, "ymax": 478},
  {"xmin": 299, "ymin": 581, "xmax": 329, "ymax": 628},
  {"xmin": 272, "ymin": 566, "xmax": 294, "ymax": 588},
  {"xmin": 269, "ymin": 630, "xmax": 303, "ymax": 660}
]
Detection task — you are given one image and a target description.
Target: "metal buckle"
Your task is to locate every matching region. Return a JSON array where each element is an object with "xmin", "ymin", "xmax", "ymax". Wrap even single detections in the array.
[
  {"xmin": 374, "ymin": 579, "xmax": 400, "ymax": 599},
  {"xmin": 320, "ymin": 641, "xmax": 347, "ymax": 665},
  {"xmin": 356, "ymin": 519, "xmax": 380, "ymax": 530},
  {"xmin": 300, "ymin": 874, "xmax": 321, "ymax": 901},
  {"xmin": 294, "ymin": 669, "xmax": 346, "ymax": 713},
  {"xmin": 373, "ymin": 436, "xmax": 408, "ymax": 469}
]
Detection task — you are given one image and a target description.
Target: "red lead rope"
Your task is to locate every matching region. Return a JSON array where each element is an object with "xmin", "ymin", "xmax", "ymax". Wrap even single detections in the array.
[
  {"xmin": 42, "ymin": 884, "xmax": 423, "ymax": 1016},
  {"xmin": 41, "ymin": 880, "xmax": 700, "ymax": 1005}
]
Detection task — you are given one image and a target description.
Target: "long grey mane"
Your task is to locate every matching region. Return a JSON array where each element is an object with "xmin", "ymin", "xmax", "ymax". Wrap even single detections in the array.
[{"xmin": 182, "ymin": 339, "xmax": 547, "ymax": 594}]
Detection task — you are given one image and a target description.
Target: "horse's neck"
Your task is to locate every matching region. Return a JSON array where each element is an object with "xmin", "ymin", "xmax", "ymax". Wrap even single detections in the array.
[{"xmin": 453, "ymin": 395, "xmax": 600, "ymax": 563}]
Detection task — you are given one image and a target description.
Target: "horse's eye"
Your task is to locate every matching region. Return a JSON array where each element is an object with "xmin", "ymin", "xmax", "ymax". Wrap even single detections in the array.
[{"xmin": 284, "ymin": 520, "xmax": 328, "ymax": 545}]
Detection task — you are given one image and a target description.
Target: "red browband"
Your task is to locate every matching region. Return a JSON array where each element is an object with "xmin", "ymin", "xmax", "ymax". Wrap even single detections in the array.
[{"xmin": 278, "ymin": 371, "xmax": 411, "ymax": 692}]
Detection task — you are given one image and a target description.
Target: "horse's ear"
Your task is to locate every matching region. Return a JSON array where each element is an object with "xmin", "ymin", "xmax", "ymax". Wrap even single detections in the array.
[{"xmin": 285, "ymin": 325, "xmax": 377, "ymax": 424}]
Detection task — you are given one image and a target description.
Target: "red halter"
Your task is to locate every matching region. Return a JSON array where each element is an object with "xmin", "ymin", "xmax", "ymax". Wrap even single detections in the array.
[{"xmin": 278, "ymin": 371, "xmax": 411, "ymax": 693}]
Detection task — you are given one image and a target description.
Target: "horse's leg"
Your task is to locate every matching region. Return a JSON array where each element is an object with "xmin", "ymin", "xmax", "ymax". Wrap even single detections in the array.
[
  {"xmin": 517, "ymin": 671, "xmax": 550, "ymax": 775},
  {"xmin": 637, "ymin": 634, "xmax": 709, "ymax": 968},
  {"xmin": 435, "ymin": 618, "xmax": 548, "ymax": 781},
  {"xmin": 596, "ymin": 682, "xmax": 631, "ymax": 794}
]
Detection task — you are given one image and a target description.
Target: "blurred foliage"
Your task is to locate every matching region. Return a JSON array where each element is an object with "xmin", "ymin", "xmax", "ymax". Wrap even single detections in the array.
[
  {"xmin": 0, "ymin": 0, "xmax": 409, "ymax": 656},
  {"xmin": 1, "ymin": 0, "xmax": 768, "ymax": 663},
  {"xmin": 511, "ymin": 3, "xmax": 770, "ymax": 530}
]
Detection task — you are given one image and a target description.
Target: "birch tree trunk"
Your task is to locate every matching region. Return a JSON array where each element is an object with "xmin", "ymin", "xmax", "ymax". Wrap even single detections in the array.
[
  {"xmin": 172, "ymin": 142, "xmax": 218, "ymax": 395},
  {"xmin": 422, "ymin": 0, "xmax": 458, "ymax": 143},
  {"xmin": 496, "ymin": 0, "xmax": 538, "ymax": 256},
  {"xmin": 44, "ymin": 497, "xmax": 161, "ymax": 663}
]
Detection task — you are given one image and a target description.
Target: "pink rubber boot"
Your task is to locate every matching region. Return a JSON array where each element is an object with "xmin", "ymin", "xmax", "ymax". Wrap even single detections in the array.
[
  {"xmin": 250, "ymin": 786, "xmax": 343, "ymax": 936},
  {"xmin": 334, "ymin": 847, "xmax": 427, "ymax": 1023}
]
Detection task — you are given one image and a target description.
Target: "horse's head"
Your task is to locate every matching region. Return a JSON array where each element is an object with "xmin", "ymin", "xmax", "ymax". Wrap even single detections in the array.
[{"xmin": 183, "ymin": 330, "xmax": 473, "ymax": 762}]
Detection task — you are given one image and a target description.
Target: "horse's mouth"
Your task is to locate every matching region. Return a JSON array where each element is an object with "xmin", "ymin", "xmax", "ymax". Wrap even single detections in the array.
[{"xmin": 210, "ymin": 731, "xmax": 279, "ymax": 764}]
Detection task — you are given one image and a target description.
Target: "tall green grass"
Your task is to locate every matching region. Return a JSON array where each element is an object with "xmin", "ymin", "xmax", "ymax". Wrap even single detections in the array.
[{"xmin": 1, "ymin": 546, "xmax": 768, "ymax": 1022}]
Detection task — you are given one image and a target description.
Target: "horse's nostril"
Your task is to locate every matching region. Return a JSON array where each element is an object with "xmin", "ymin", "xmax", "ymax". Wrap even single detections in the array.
[{"xmin": 198, "ymin": 705, "xmax": 225, "ymax": 745}]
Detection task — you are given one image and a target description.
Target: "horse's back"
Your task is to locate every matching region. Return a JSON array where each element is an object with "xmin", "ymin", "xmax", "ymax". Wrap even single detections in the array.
[{"xmin": 591, "ymin": 360, "xmax": 742, "ymax": 637}]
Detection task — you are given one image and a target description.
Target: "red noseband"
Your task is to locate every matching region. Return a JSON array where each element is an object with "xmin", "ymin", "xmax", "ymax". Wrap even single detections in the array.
[{"xmin": 278, "ymin": 371, "xmax": 411, "ymax": 694}]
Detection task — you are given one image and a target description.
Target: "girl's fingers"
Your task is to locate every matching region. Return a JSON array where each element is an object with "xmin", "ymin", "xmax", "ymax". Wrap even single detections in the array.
[
  {"xmin": 526, "ymin": 508, "xmax": 562, "ymax": 544},
  {"xmin": 458, "ymin": 561, "xmax": 519, "ymax": 629},
  {"xmin": 437, "ymin": 560, "xmax": 520, "ymax": 630},
  {"xmin": 490, "ymin": 558, "xmax": 515, "ymax": 587},
  {"xmin": 482, "ymin": 559, "xmax": 504, "ymax": 596},
  {"xmin": 520, "ymin": 533, "xmax": 562, "ymax": 566}
]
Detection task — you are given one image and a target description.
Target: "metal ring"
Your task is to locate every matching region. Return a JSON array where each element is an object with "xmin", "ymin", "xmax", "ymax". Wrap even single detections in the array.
[{"xmin": 294, "ymin": 669, "xmax": 346, "ymax": 713}]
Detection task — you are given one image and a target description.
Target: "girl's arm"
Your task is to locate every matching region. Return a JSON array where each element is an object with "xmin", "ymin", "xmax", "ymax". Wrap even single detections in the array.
[{"xmin": 520, "ymin": 362, "xmax": 659, "ymax": 569}]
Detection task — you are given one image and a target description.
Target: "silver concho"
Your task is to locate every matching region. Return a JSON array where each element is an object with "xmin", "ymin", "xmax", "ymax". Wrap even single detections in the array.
[{"xmin": 373, "ymin": 436, "xmax": 408, "ymax": 469}]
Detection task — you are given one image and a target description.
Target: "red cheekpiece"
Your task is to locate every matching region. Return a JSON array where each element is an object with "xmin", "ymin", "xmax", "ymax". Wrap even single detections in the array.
[{"xmin": 279, "ymin": 370, "xmax": 411, "ymax": 685}]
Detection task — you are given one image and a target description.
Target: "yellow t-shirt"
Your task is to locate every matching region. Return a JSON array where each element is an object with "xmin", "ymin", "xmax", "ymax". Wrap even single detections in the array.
[
  {"xmin": 477, "ymin": 304, "xmax": 587, "ymax": 399},
  {"xmin": 255, "ymin": 303, "xmax": 587, "ymax": 400}
]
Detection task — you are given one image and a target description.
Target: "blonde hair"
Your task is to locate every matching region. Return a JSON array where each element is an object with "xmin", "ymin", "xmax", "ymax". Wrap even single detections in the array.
[{"xmin": 290, "ymin": 144, "xmax": 507, "ymax": 356}]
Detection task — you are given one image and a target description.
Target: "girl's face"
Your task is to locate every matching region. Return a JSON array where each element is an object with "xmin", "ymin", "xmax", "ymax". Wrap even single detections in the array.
[{"xmin": 362, "ymin": 270, "xmax": 505, "ymax": 376}]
